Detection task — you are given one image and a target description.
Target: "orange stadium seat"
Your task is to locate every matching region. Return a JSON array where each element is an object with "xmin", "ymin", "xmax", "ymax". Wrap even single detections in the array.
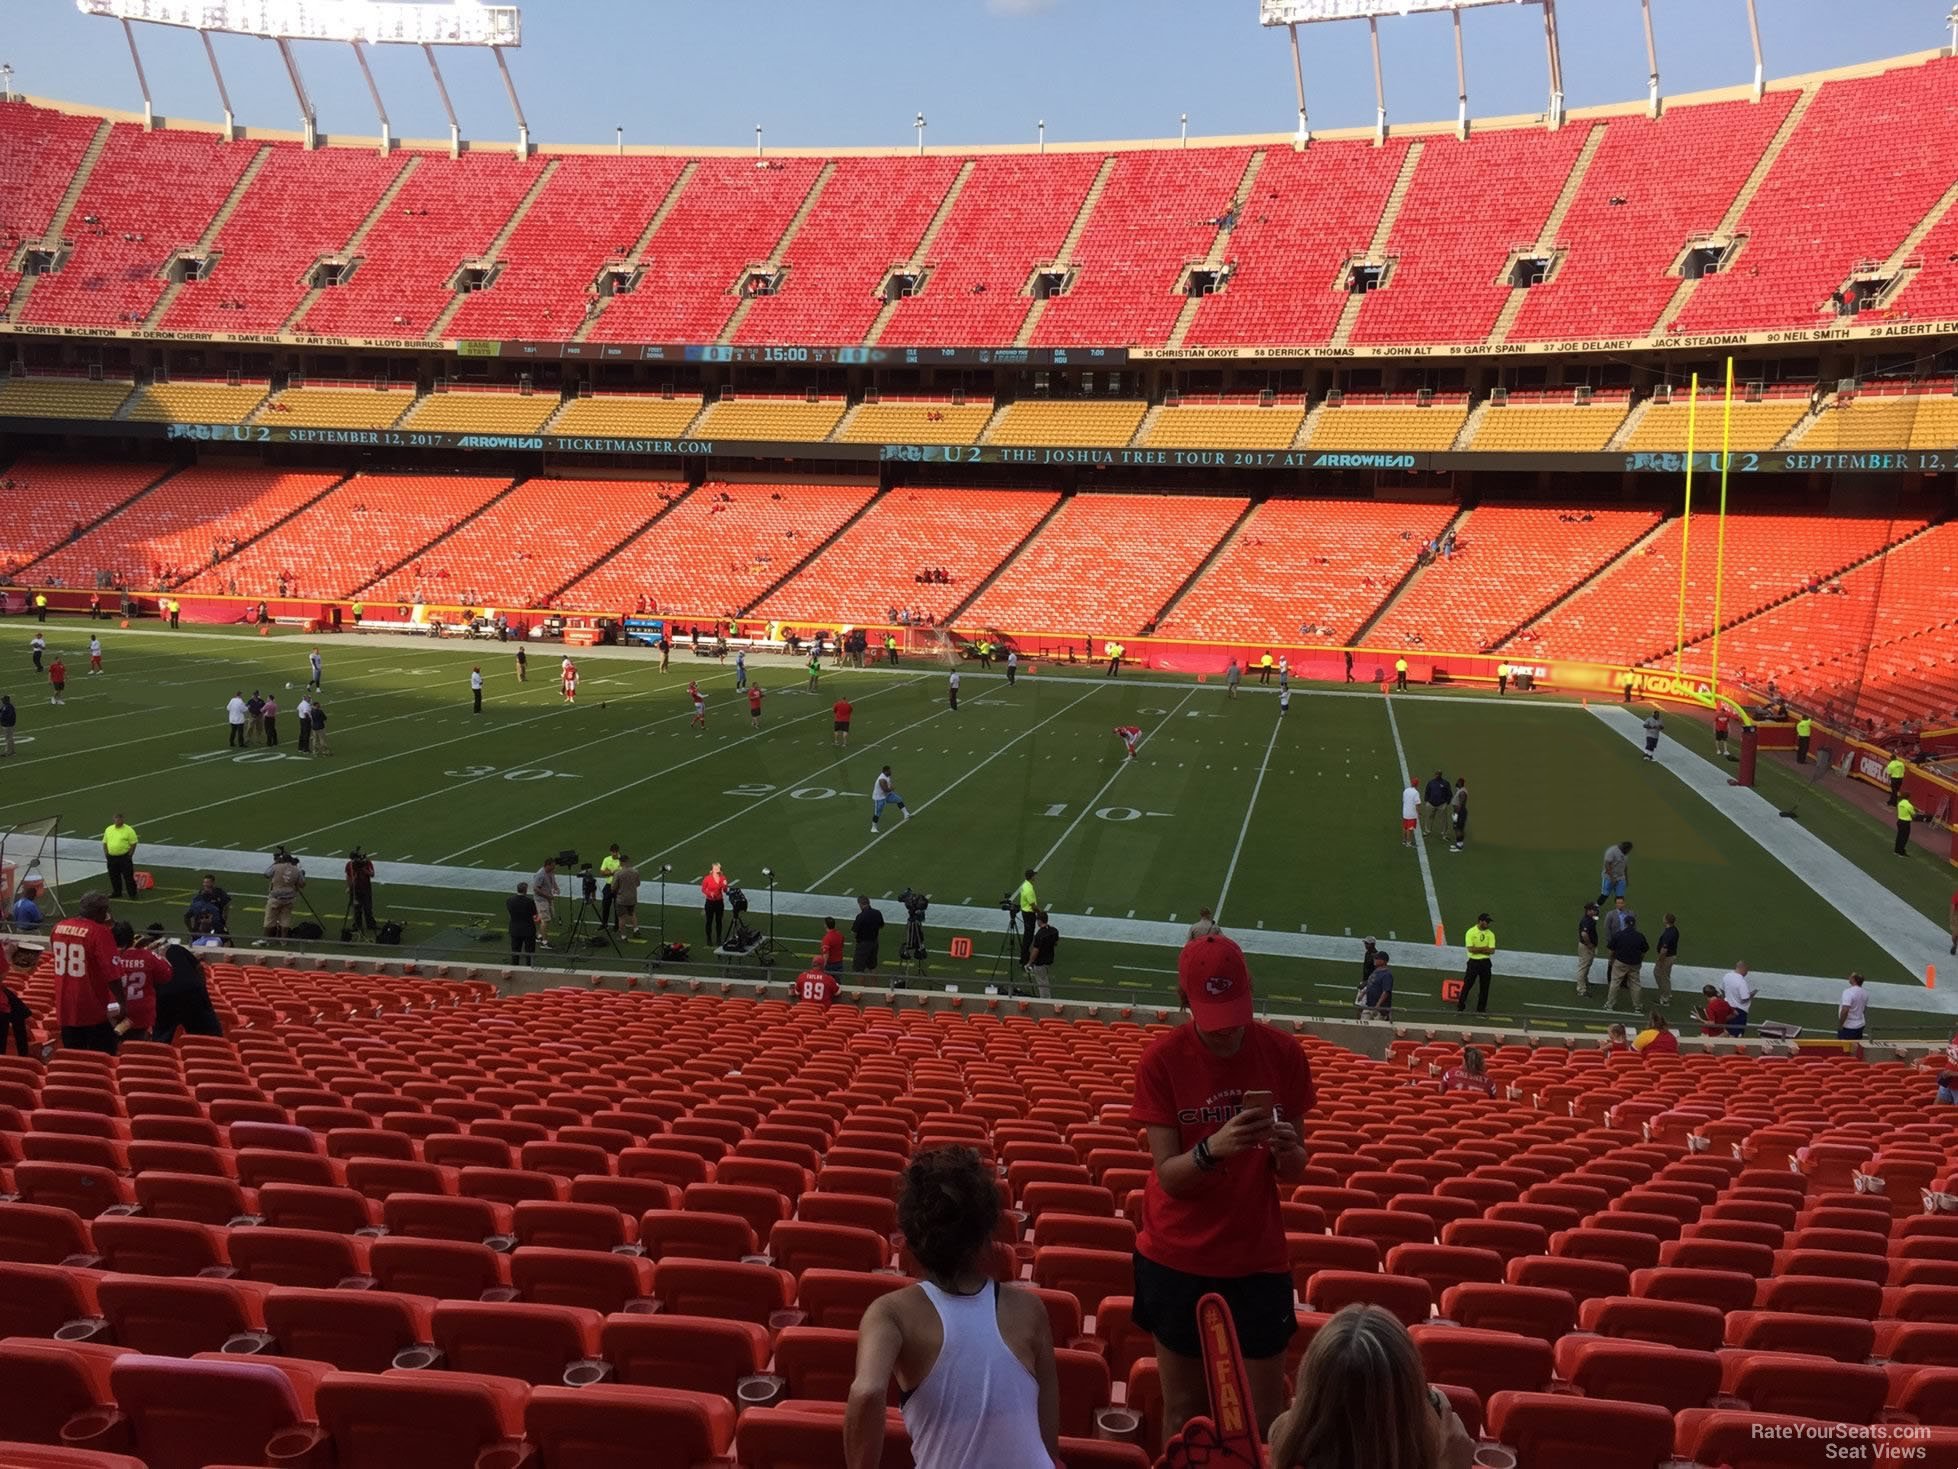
[
  {"xmin": 557, "ymin": 480, "xmax": 874, "ymax": 618},
  {"xmin": 962, "ymin": 491, "xmax": 1245, "ymax": 638},
  {"xmin": 756, "ymin": 485, "xmax": 1058, "ymax": 628}
]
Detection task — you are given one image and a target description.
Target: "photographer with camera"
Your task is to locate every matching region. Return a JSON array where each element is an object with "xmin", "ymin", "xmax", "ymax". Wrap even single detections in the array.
[
  {"xmin": 184, "ymin": 874, "xmax": 231, "ymax": 940},
  {"xmin": 1025, "ymin": 910, "xmax": 1059, "ymax": 998},
  {"xmin": 344, "ymin": 848, "xmax": 376, "ymax": 937},
  {"xmin": 264, "ymin": 848, "xmax": 305, "ymax": 940}
]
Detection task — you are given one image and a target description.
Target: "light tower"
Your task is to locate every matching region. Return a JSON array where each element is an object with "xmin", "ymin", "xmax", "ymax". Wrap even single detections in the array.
[
  {"xmin": 1259, "ymin": 0, "xmax": 1565, "ymax": 146},
  {"xmin": 74, "ymin": 0, "xmax": 525, "ymax": 156}
]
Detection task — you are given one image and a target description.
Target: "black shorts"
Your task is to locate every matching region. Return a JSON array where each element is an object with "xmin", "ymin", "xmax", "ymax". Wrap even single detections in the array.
[
  {"xmin": 833, "ymin": 721, "xmax": 850, "ymax": 732},
  {"xmin": 1132, "ymin": 1252, "xmax": 1297, "ymax": 1362}
]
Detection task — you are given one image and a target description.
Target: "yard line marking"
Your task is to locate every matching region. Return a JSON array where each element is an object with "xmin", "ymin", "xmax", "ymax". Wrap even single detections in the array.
[
  {"xmin": 807, "ymin": 684, "xmax": 1102, "ymax": 890},
  {"xmin": 439, "ymin": 676, "xmax": 928, "ymax": 864},
  {"xmin": 1035, "ymin": 685, "xmax": 1198, "ymax": 872},
  {"xmin": 1213, "ymin": 712, "xmax": 1284, "ymax": 925},
  {"xmin": 11, "ymin": 663, "xmax": 767, "ymax": 833},
  {"xmin": 278, "ymin": 670, "xmax": 794, "ymax": 847},
  {"xmin": 1381, "ymin": 692, "xmax": 1444, "ymax": 939}
]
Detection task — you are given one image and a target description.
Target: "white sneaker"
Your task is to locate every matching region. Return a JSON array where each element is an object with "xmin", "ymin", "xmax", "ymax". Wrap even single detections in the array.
[
  {"xmin": 870, "ymin": 824, "xmax": 879, "ymax": 834},
  {"xmin": 902, "ymin": 808, "xmax": 911, "ymax": 820}
]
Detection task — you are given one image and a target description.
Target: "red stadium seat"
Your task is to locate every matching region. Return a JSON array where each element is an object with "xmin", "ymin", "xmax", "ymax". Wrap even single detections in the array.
[
  {"xmin": 261, "ymin": 1286, "xmax": 436, "ymax": 1372},
  {"xmin": 1553, "ymin": 1336, "xmax": 1721, "ymax": 1413},
  {"xmin": 1485, "ymin": 1391, "xmax": 1675, "ymax": 1469},
  {"xmin": 601, "ymin": 1314, "xmax": 771, "ymax": 1399},
  {"xmin": 314, "ymin": 1369, "xmax": 529, "ymax": 1469},
  {"xmin": 427, "ymin": 1300, "xmax": 604, "ymax": 1384},
  {"xmin": 109, "ymin": 1353, "xmax": 325, "ymax": 1469},
  {"xmin": 524, "ymin": 1383, "xmax": 736, "ymax": 1469}
]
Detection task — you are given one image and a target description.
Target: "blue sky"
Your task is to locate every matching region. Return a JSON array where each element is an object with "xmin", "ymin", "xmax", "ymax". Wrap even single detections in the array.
[{"xmin": 4, "ymin": 1, "xmax": 1948, "ymax": 149}]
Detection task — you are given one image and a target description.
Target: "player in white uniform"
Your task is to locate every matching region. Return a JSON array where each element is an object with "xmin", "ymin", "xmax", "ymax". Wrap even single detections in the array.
[{"xmin": 871, "ymin": 765, "xmax": 910, "ymax": 833}]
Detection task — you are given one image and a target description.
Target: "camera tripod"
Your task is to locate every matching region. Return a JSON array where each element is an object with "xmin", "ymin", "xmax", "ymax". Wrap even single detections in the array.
[
  {"xmin": 566, "ymin": 894, "xmax": 623, "ymax": 960},
  {"xmin": 988, "ymin": 904, "xmax": 1023, "ymax": 985},
  {"xmin": 898, "ymin": 915, "xmax": 928, "ymax": 981}
]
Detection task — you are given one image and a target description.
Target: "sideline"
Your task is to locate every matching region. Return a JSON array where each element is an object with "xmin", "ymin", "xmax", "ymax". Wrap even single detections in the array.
[
  {"xmin": 31, "ymin": 835, "xmax": 1949, "ymax": 1016},
  {"xmin": 1589, "ymin": 703, "xmax": 1948, "ymax": 985}
]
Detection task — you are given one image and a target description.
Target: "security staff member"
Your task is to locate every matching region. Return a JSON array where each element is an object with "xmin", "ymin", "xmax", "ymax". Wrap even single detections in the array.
[
  {"xmin": 1258, "ymin": 652, "xmax": 1274, "ymax": 684},
  {"xmin": 1458, "ymin": 913, "xmax": 1496, "ymax": 1014},
  {"xmin": 1016, "ymin": 867, "xmax": 1040, "ymax": 964},
  {"xmin": 507, "ymin": 881, "xmax": 539, "ymax": 965},
  {"xmin": 598, "ymin": 844, "xmax": 622, "ymax": 928},
  {"xmin": 34, "ymin": 592, "xmax": 47, "ymax": 622},
  {"xmin": 1497, "ymin": 663, "xmax": 1510, "ymax": 695},
  {"xmin": 1795, "ymin": 714, "xmax": 1813, "ymax": 764},
  {"xmin": 1896, "ymin": 796, "xmax": 1917, "ymax": 856},
  {"xmin": 102, "ymin": 814, "xmax": 139, "ymax": 899},
  {"xmin": 1887, "ymin": 755, "xmax": 1908, "ymax": 805},
  {"xmin": 351, "ymin": 601, "xmax": 365, "ymax": 626},
  {"xmin": 1575, "ymin": 901, "xmax": 1600, "ymax": 999},
  {"xmin": 1394, "ymin": 656, "xmax": 1408, "ymax": 691},
  {"xmin": 1105, "ymin": 641, "xmax": 1124, "ymax": 677}
]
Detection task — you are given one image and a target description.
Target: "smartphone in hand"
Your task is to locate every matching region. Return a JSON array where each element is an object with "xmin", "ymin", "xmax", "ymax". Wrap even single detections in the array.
[{"xmin": 1242, "ymin": 1089, "xmax": 1274, "ymax": 1114}]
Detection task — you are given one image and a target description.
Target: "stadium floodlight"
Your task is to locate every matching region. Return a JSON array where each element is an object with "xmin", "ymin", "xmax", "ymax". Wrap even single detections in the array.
[
  {"xmin": 76, "ymin": 0, "xmax": 525, "ymax": 155},
  {"xmin": 1259, "ymin": 0, "xmax": 1517, "ymax": 20},
  {"xmin": 75, "ymin": 1, "xmax": 520, "ymax": 47},
  {"xmin": 1258, "ymin": 0, "xmax": 1558, "ymax": 144}
]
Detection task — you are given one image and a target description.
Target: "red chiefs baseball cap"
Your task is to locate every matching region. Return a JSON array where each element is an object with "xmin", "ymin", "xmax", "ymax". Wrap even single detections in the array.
[{"xmin": 1178, "ymin": 933, "xmax": 1254, "ymax": 1030}]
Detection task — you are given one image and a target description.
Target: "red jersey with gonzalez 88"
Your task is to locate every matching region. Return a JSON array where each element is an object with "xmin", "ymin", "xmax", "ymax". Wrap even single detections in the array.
[
  {"xmin": 1129, "ymin": 1022, "xmax": 1314, "ymax": 1277},
  {"xmin": 50, "ymin": 915, "xmax": 119, "ymax": 1028}
]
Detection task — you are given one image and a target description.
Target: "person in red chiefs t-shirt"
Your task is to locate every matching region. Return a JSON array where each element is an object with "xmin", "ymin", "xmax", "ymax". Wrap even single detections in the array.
[
  {"xmin": 1130, "ymin": 933, "xmax": 1312, "ymax": 1441},
  {"xmin": 818, "ymin": 915, "xmax": 845, "ymax": 974},
  {"xmin": 50, "ymin": 892, "xmax": 120, "ymax": 1052},
  {"xmin": 1694, "ymin": 985, "xmax": 1736, "ymax": 1037},
  {"xmin": 832, "ymin": 697, "xmax": 853, "ymax": 749},
  {"xmin": 108, "ymin": 920, "xmax": 169, "ymax": 1039},
  {"xmin": 795, "ymin": 967, "xmax": 839, "ymax": 1007},
  {"xmin": 48, "ymin": 657, "xmax": 67, "ymax": 705},
  {"xmin": 748, "ymin": 683, "xmax": 764, "ymax": 731}
]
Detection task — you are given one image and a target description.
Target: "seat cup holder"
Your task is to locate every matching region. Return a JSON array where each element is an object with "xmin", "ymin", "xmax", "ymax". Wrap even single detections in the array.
[
  {"xmin": 263, "ymin": 1424, "xmax": 334, "ymax": 1469},
  {"xmin": 562, "ymin": 1359, "xmax": 614, "ymax": 1388},
  {"xmin": 54, "ymin": 1317, "xmax": 112, "ymax": 1344},
  {"xmin": 472, "ymin": 1441, "xmax": 536, "ymax": 1469},
  {"xmin": 221, "ymin": 1330, "xmax": 279, "ymax": 1355},
  {"xmin": 1472, "ymin": 1447, "xmax": 1518, "ymax": 1469},
  {"xmin": 58, "ymin": 1406, "xmax": 131, "ymax": 1452},
  {"xmin": 390, "ymin": 1344, "xmax": 445, "ymax": 1371},
  {"xmin": 1093, "ymin": 1407, "xmax": 1142, "ymax": 1443},
  {"xmin": 735, "ymin": 1374, "xmax": 785, "ymax": 1410}
]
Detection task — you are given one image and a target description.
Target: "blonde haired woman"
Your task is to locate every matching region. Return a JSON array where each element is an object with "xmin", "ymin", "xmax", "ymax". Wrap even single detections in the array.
[{"xmin": 1267, "ymin": 1306, "xmax": 1474, "ymax": 1469}]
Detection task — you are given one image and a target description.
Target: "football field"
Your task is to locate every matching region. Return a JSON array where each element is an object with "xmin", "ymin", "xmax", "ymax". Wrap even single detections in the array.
[{"xmin": 3, "ymin": 623, "xmax": 1952, "ymax": 1040}]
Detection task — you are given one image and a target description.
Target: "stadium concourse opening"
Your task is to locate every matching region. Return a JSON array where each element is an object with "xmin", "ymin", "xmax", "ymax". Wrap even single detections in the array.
[{"xmin": 4, "ymin": 5, "xmax": 1958, "ymax": 1463}]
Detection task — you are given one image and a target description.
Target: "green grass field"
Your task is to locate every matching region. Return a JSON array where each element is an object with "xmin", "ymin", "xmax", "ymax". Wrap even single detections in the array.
[{"xmin": 3, "ymin": 621, "xmax": 1951, "ymax": 1039}]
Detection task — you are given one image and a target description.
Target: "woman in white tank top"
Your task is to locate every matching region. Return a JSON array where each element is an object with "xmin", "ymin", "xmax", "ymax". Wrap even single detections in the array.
[{"xmin": 845, "ymin": 1147, "xmax": 1059, "ymax": 1469}]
